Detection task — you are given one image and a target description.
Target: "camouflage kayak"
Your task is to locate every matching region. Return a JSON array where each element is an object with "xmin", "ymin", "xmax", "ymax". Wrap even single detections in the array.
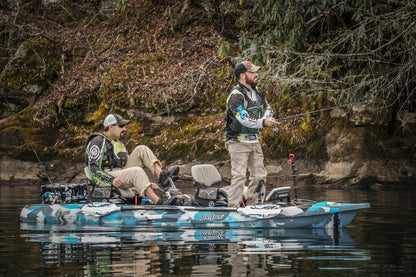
[
  {"xmin": 20, "ymin": 161, "xmax": 370, "ymax": 229},
  {"xmin": 20, "ymin": 201, "xmax": 370, "ymax": 229}
]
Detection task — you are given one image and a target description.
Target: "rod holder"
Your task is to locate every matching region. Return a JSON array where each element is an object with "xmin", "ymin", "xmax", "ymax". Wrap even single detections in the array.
[{"xmin": 287, "ymin": 153, "xmax": 298, "ymax": 201}]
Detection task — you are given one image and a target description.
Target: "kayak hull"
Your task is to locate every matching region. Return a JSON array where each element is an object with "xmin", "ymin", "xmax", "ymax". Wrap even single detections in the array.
[{"xmin": 20, "ymin": 201, "xmax": 370, "ymax": 229}]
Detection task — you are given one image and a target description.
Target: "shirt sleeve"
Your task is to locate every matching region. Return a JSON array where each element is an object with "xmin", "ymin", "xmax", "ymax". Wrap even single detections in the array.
[{"xmin": 86, "ymin": 136, "xmax": 114, "ymax": 187}]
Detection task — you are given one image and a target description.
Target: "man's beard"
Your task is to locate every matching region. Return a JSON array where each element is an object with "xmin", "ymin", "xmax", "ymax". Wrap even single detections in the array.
[{"xmin": 247, "ymin": 77, "xmax": 257, "ymax": 88}]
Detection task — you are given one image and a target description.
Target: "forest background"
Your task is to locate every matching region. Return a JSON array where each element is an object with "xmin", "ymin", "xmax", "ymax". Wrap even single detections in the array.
[{"xmin": 0, "ymin": 0, "xmax": 415, "ymax": 188}]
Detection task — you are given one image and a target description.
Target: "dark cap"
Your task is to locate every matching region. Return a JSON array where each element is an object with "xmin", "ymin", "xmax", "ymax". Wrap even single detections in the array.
[
  {"xmin": 103, "ymin": 114, "xmax": 130, "ymax": 128},
  {"xmin": 234, "ymin": 61, "xmax": 261, "ymax": 77}
]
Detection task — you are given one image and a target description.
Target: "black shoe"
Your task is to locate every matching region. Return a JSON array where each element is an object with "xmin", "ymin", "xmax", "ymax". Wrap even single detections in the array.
[{"xmin": 159, "ymin": 166, "xmax": 179, "ymax": 188}]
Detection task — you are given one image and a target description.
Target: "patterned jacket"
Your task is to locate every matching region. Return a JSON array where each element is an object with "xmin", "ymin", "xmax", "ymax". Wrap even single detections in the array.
[
  {"xmin": 85, "ymin": 133, "xmax": 129, "ymax": 186},
  {"xmin": 225, "ymin": 83, "xmax": 273, "ymax": 143}
]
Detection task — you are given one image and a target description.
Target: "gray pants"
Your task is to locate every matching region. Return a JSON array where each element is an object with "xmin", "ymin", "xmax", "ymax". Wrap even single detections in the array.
[{"xmin": 226, "ymin": 141, "xmax": 267, "ymax": 207}]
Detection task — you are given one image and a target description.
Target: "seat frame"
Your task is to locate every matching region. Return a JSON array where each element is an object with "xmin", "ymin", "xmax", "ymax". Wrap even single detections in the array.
[{"xmin": 84, "ymin": 167, "xmax": 141, "ymax": 204}]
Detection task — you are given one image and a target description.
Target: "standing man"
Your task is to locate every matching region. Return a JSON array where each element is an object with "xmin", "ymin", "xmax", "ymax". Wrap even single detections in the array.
[
  {"xmin": 85, "ymin": 114, "xmax": 178, "ymax": 205},
  {"xmin": 224, "ymin": 61, "xmax": 279, "ymax": 207}
]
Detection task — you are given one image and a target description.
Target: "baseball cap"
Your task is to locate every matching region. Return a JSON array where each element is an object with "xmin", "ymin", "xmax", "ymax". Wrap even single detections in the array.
[
  {"xmin": 234, "ymin": 61, "xmax": 261, "ymax": 77},
  {"xmin": 103, "ymin": 114, "xmax": 130, "ymax": 128}
]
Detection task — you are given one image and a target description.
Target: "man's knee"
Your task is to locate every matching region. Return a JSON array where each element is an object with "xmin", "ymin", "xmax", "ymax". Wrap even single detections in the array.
[{"xmin": 133, "ymin": 145, "xmax": 150, "ymax": 153}]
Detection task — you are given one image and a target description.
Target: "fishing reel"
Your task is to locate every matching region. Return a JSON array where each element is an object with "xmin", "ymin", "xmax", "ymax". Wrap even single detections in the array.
[{"xmin": 271, "ymin": 122, "xmax": 281, "ymax": 134}]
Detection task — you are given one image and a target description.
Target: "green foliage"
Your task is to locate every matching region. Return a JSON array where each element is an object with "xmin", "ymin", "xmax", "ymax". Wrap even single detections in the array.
[
  {"xmin": 119, "ymin": 0, "xmax": 131, "ymax": 13},
  {"xmin": 2, "ymin": 0, "xmax": 414, "ymax": 163},
  {"xmin": 218, "ymin": 38, "xmax": 238, "ymax": 59},
  {"xmin": 217, "ymin": 0, "xmax": 416, "ymax": 116},
  {"xmin": 164, "ymin": 2, "xmax": 182, "ymax": 21},
  {"xmin": 237, "ymin": 0, "xmax": 307, "ymax": 54}
]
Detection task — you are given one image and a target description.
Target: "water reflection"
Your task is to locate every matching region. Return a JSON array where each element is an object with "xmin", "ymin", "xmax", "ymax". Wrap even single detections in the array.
[
  {"xmin": 21, "ymin": 225, "xmax": 351, "ymax": 246},
  {"xmin": 6, "ymin": 185, "xmax": 416, "ymax": 276},
  {"xmin": 19, "ymin": 225, "xmax": 370, "ymax": 276}
]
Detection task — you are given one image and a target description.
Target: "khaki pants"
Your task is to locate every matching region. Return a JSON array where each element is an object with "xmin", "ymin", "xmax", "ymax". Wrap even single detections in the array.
[
  {"xmin": 106, "ymin": 145, "xmax": 160, "ymax": 196},
  {"xmin": 226, "ymin": 141, "xmax": 267, "ymax": 207}
]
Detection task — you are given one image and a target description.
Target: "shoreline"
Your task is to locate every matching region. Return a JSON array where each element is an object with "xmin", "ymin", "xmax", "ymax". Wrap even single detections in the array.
[{"xmin": 2, "ymin": 156, "xmax": 415, "ymax": 192}]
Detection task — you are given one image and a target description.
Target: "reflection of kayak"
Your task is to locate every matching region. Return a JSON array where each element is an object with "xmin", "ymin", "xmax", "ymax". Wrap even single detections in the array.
[
  {"xmin": 20, "ymin": 225, "xmax": 355, "ymax": 249},
  {"xmin": 20, "ymin": 225, "xmax": 371, "ymax": 271},
  {"xmin": 19, "ymin": 161, "xmax": 370, "ymax": 229},
  {"xmin": 20, "ymin": 201, "xmax": 369, "ymax": 228}
]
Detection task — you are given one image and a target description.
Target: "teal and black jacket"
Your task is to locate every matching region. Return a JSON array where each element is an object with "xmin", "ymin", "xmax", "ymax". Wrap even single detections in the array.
[
  {"xmin": 85, "ymin": 133, "xmax": 129, "ymax": 187},
  {"xmin": 225, "ymin": 83, "xmax": 273, "ymax": 143}
]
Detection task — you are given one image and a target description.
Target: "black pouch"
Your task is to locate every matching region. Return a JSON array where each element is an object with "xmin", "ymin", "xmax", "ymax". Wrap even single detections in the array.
[
  {"xmin": 88, "ymin": 186, "xmax": 113, "ymax": 202},
  {"xmin": 195, "ymin": 186, "xmax": 218, "ymax": 207}
]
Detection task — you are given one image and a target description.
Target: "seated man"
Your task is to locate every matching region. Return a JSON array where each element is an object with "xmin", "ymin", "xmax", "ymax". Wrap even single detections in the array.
[{"xmin": 85, "ymin": 114, "xmax": 178, "ymax": 205}]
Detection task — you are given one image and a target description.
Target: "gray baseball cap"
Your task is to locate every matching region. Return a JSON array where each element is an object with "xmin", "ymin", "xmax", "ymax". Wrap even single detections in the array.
[{"xmin": 103, "ymin": 114, "xmax": 130, "ymax": 128}]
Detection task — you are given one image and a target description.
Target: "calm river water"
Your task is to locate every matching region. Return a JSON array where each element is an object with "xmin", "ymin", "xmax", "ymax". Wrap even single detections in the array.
[{"xmin": 1, "ymin": 182, "xmax": 415, "ymax": 276}]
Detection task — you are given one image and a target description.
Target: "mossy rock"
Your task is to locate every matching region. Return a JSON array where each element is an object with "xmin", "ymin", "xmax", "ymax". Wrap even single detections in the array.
[{"xmin": 2, "ymin": 40, "xmax": 62, "ymax": 91}]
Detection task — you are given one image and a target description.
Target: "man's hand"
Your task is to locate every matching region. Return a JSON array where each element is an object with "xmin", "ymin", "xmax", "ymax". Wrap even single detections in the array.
[
  {"xmin": 264, "ymin": 118, "xmax": 279, "ymax": 127},
  {"xmin": 112, "ymin": 177, "xmax": 126, "ymax": 188},
  {"xmin": 150, "ymin": 182, "xmax": 160, "ymax": 190}
]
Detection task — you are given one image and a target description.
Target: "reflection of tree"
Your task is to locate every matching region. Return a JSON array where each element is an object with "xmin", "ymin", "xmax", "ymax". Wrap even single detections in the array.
[
  {"xmin": 224, "ymin": 244, "xmax": 272, "ymax": 276},
  {"xmin": 88, "ymin": 250, "xmax": 112, "ymax": 276},
  {"xmin": 110, "ymin": 245, "xmax": 161, "ymax": 277}
]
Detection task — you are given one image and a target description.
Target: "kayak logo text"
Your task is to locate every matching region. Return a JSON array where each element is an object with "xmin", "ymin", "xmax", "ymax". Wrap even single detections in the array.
[{"xmin": 200, "ymin": 213, "xmax": 225, "ymax": 221}]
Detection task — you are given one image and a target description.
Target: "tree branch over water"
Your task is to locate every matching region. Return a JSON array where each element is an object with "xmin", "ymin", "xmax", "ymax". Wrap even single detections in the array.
[{"xmin": 215, "ymin": 0, "xmax": 416, "ymax": 113}]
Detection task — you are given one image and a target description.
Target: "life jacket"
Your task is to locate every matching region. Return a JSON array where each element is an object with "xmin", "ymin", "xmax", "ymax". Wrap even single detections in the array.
[
  {"xmin": 225, "ymin": 84, "xmax": 267, "ymax": 140},
  {"xmin": 85, "ymin": 133, "xmax": 129, "ymax": 169}
]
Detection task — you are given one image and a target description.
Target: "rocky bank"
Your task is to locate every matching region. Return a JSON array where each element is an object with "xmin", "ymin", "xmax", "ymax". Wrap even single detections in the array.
[
  {"xmin": 1, "ymin": 104, "xmax": 416, "ymax": 191},
  {"xmin": 2, "ymin": 153, "xmax": 415, "ymax": 192}
]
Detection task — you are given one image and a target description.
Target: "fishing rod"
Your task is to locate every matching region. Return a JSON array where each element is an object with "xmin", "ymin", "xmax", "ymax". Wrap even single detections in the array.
[
  {"xmin": 277, "ymin": 101, "xmax": 363, "ymax": 122},
  {"xmin": 272, "ymin": 101, "xmax": 364, "ymax": 133},
  {"xmin": 1, "ymin": 91, "xmax": 54, "ymax": 186}
]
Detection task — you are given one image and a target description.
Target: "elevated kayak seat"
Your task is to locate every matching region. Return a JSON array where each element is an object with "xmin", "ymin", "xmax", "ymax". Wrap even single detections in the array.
[{"xmin": 191, "ymin": 164, "xmax": 244, "ymax": 207}]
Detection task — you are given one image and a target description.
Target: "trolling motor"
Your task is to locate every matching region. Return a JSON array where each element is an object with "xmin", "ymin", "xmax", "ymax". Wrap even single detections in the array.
[{"xmin": 287, "ymin": 153, "xmax": 298, "ymax": 202}]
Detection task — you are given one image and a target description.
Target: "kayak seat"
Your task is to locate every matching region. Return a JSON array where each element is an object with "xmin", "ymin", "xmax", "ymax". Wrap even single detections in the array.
[
  {"xmin": 216, "ymin": 185, "xmax": 248, "ymax": 202},
  {"xmin": 191, "ymin": 164, "xmax": 223, "ymax": 187},
  {"xmin": 84, "ymin": 167, "xmax": 141, "ymax": 204},
  {"xmin": 191, "ymin": 164, "xmax": 233, "ymax": 206}
]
